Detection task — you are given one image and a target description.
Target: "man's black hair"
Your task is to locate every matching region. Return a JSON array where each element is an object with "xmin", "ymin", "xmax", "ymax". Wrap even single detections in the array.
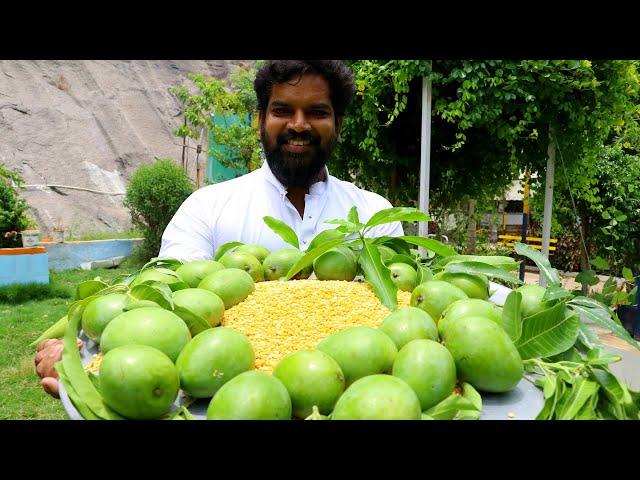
[{"xmin": 254, "ymin": 60, "xmax": 355, "ymax": 118}]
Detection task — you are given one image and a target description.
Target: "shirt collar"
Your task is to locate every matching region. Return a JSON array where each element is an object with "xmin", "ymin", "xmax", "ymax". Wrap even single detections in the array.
[{"xmin": 260, "ymin": 161, "xmax": 330, "ymax": 197}]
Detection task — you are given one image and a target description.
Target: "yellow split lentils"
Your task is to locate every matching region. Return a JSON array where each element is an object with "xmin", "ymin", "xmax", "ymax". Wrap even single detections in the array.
[
  {"xmin": 85, "ymin": 279, "xmax": 411, "ymax": 374},
  {"xmin": 222, "ymin": 280, "xmax": 411, "ymax": 372}
]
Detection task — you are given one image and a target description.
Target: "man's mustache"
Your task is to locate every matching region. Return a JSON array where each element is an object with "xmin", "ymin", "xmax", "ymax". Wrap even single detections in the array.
[{"xmin": 277, "ymin": 131, "xmax": 320, "ymax": 146}]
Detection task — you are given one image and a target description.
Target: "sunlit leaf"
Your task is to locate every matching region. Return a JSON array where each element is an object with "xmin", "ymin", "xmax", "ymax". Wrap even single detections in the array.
[
  {"xmin": 359, "ymin": 238, "xmax": 397, "ymax": 311},
  {"xmin": 263, "ymin": 216, "xmax": 299, "ymax": 249},
  {"xmin": 515, "ymin": 303, "xmax": 580, "ymax": 359},
  {"xmin": 502, "ymin": 291, "xmax": 522, "ymax": 342},
  {"xmin": 514, "ymin": 242, "xmax": 560, "ymax": 286}
]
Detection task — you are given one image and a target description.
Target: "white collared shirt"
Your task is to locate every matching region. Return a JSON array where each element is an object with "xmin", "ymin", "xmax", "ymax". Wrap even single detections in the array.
[{"xmin": 158, "ymin": 161, "xmax": 404, "ymax": 261}]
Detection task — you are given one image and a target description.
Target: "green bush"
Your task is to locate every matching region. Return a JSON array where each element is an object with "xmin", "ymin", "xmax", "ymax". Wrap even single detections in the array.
[
  {"xmin": 124, "ymin": 159, "xmax": 194, "ymax": 260},
  {"xmin": 0, "ymin": 163, "xmax": 33, "ymax": 247}
]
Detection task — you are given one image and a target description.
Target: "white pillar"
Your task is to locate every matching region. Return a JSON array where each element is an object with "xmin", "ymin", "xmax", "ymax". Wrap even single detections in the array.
[
  {"xmin": 418, "ymin": 75, "xmax": 432, "ymax": 239},
  {"xmin": 540, "ymin": 124, "xmax": 556, "ymax": 287}
]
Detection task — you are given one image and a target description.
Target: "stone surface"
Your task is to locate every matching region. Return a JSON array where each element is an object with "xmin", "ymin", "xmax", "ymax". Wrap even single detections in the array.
[{"xmin": 0, "ymin": 60, "xmax": 254, "ymax": 236}]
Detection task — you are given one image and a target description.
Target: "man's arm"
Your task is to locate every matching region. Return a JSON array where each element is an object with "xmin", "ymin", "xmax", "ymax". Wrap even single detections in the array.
[{"xmin": 158, "ymin": 191, "xmax": 215, "ymax": 261}]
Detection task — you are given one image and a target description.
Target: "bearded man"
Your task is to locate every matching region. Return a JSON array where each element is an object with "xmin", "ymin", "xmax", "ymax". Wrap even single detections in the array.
[
  {"xmin": 35, "ymin": 60, "xmax": 403, "ymax": 398},
  {"xmin": 158, "ymin": 60, "xmax": 403, "ymax": 260}
]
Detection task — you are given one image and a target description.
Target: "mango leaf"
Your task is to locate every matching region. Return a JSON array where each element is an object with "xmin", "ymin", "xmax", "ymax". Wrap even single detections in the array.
[
  {"xmin": 173, "ymin": 304, "xmax": 211, "ymax": 336},
  {"xmin": 169, "ymin": 405, "xmax": 196, "ymax": 421},
  {"xmin": 502, "ymin": 291, "xmax": 523, "ymax": 342},
  {"xmin": 586, "ymin": 348, "xmax": 621, "ymax": 367},
  {"xmin": 514, "ymin": 242, "xmax": 561, "ymax": 287},
  {"xmin": 359, "ymin": 238, "xmax": 397, "ymax": 311},
  {"xmin": 461, "ymin": 382, "xmax": 482, "ymax": 411},
  {"xmin": 29, "ymin": 315, "xmax": 69, "ymax": 347},
  {"xmin": 400, "ymin": 236, "xmax": 456, "ymax": 258},
  {"xmin": 60, "ymin": 300, "xmax": 123, "ymax": 420},
  {"xmin": 387, "ymin": 254, "xmax": 417, "ymax": 269},
  {"xmin": 87, "ymin": 371, "xmax": 101, "ymax": 393},
  {"xmin": 575, "ymin": 269, "xmax": 600, "ymax": 287},
  {"xmin": 285, "ymin": 237, "xmax": 347, "ymax": 281},
  {"xmin": 537, "ymin": 378, "xmax": 565, "ymax": 420},
  {"xmin": 213, "ymin": 241, "xmax": 244, "ymax": 261},
  {"xmin": 416, "ymin": 264, "xmax": 434, "ymax": 285},
  {"xmin": 535, "ymin": 375, "xmax": 556, "ymax": 400},
  {"xmin": 536, "ymin": 396, "xmax": 555, "ymax": 420},
  {"xmin": 307, "ymin": 228, "xmax": 346, "ymax": 252},
  {"xmin": 596, "ymin": 399, "xmax": 620, "ymax": 420},
  {"xmin": 128, "ymin": 282, "xmax": 173, "ymax": 310},
  {"xmin": 602, "ymin": 276, "xmax": 618, "ymax": 295},
  {"xmin": 543, "ymin": 285, "xmax": 573, "ymax": 303},
  {"xmin": 568, "ymin": 297, "xmax": 639, "ymax": 351},
  {"xmin": 590, "ymin": 367, "xmax": 632, "ymax": 416},
  {"xmin": 324, "ymin": 219, "xmax": 362, "ymax": 234},
  {"xmin": 76, "ymin": 279, "xmax": 109, "ymax": 300},
  {"xmin": 347, "ymin": 206, "xmax": 360, "ymax": 225},
  {"xmin": 424, "ymin": 393, "xmax": 477, "ymax": 420},
  {"xmin": 436, "ymin": 255, "xmax": 519, "ymax": 272},
  {"xmin": 263, "ymin": 216, "xmax": 299, "ymax": 249},
  {"xmin": 141, "ymin": 257, "xmax": 183, "ymax": 272},
  {"xmin": 573, "ymin": 396, "xmax": 598, "ymax": 420},
  {"xmin": 577, "ymin": 323, "xmax": 604, "ymax": 350},
  {"xmin": 364, "ymin": 207, "xmax": 430, "ymax": 231},
  {"xmin": 56, "ymin": 363, "xmax": 101, "ymax": 420},
  {"xmin": 515, "ymin": 303, "xmax": 580, "ymax": 360},
  {"xmin": 455, "ymin": 410, "xmax": 481, "ymax": 420},
  {"xmin": 590, "ymin": 256, "xmax": 609, "ymax": 271},
  {"xmin": 377, "ymin": 237, "xmax": 412, "ymax": 256},
  {"xmin": 556, "ymin": 377, "xmax": 599, "ymax": 420},
  {"xmin": 622, "ymin": 267, "xmax": 634, "ymax": 282},
  {"xmin": 445, "ymin": 261, "xmax": 523, "ymax": 286}
]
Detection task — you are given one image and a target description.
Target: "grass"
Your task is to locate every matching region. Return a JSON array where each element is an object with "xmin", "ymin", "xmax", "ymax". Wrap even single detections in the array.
[
  {"xmin": 0, "ymin": 282, "xmax": 73, "ymax": 304},
  {"xmin": 0, "ymin": 257, "xmax": 146, "ymax": 420}
]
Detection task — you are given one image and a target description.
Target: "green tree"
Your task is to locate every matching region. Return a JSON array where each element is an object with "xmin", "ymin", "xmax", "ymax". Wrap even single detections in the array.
[
  {"xmin": 531, "ymin": 144, "xmax": 640, "ymax": 276},
  {"xmin": 171, "ymin": 66, "xmax": 262, "ymax": 175},
  {"xmin": 124, "ymin": 159, "xmax": 194, "ymax": 259},
  {"xmin": 0, "ymin": 163, "xmax": 34, "ymax": 247},
  {"xmin": 334, "ymin": 60, "xmax": 640, "ymax": 251}
]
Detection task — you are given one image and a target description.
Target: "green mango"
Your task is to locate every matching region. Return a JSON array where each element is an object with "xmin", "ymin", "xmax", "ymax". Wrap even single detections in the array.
[{"xmin": 443, "ymin": 316, "xmax": 523, "ymax": 393}]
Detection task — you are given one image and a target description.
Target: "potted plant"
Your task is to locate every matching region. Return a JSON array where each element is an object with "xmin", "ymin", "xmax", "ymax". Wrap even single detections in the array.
[
  {"xmin": 20, "ymin": 216, "xmax": 40, "ymax": 247},
  {"xmin": 52, "ymin": 220, "xmax": 65, "ymax": 243}
]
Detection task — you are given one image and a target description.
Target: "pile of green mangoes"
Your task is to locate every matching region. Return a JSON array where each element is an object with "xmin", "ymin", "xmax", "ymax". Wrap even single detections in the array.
[{"xmin": 56, "ymin": 242, "xmax": 538, "ymax": 420}]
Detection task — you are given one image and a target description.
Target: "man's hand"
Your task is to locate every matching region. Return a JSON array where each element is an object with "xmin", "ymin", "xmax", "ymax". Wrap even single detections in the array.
[{"xmin": 35, "ymin": 338, "xmax": 83, "ymax": 399}]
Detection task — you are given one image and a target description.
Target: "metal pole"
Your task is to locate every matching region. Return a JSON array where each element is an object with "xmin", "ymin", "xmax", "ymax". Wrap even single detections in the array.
[
  {"xmin": 519, "ymin": 170, "xmax": 530, "ymax": 281},
  {"xmin": 418, "ymin": 74, "xmax": 432, "ymax": 240},
  {"xmin": 540, "ymin": 124, "xmax": 556, "ymax": 287}
]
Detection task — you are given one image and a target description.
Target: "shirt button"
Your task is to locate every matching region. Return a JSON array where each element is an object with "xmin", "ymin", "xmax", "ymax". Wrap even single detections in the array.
[
  {"xmin": 308, "ymin": 216, "xmax": 313, "ymax": 219},
  {"xmin": 302, "ymin": 240, "xmax": 307, "ymax": 244}
]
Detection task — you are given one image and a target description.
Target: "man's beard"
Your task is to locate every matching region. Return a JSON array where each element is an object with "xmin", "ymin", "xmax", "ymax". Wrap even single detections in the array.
[{"xmin": 263, "ymin": 131, "xmax": 337, "ymax": 188}]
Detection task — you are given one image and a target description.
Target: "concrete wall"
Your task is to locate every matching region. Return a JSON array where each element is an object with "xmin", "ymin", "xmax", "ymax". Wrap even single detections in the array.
[{"xmin": 43, "ymin": 239, "xmax": 142, "ymax": 272}]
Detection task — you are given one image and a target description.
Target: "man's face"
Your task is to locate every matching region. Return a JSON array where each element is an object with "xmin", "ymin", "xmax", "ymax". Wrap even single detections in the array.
[{"xmin": 260, "ymin": 73, "xmax": 342, "ymax": 188}]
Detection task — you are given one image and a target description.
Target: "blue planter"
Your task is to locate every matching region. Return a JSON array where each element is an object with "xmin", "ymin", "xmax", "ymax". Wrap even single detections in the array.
[{"xmin": 0, "ymin": 247, "xmax": 49, "ymax": 286}]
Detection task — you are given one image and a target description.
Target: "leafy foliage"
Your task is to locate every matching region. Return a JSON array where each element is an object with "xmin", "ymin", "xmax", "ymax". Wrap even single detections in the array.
[
  {"xmin": 0, "ymin": 163, "xmax": 34, "ymax": 246},
  {"xmin": 333, "ymin": 60, "xmax": 639, "ymax": 260},
  {"xmin": 124, "ymin": 158, "xmax": 194, "ymax": 260},
  {"xmin": 171, "ymin": 66, "xmax": 262, "ymax": 174},
  {"xmin": 532, "ymin": 144, "xmax": 640, "ymax": 276}
]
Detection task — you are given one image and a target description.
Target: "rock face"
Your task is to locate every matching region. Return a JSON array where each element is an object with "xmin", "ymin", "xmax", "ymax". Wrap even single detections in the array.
[{"xmin": 0, "ymin": 60, "xmax": 253, "ymax": 236}]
